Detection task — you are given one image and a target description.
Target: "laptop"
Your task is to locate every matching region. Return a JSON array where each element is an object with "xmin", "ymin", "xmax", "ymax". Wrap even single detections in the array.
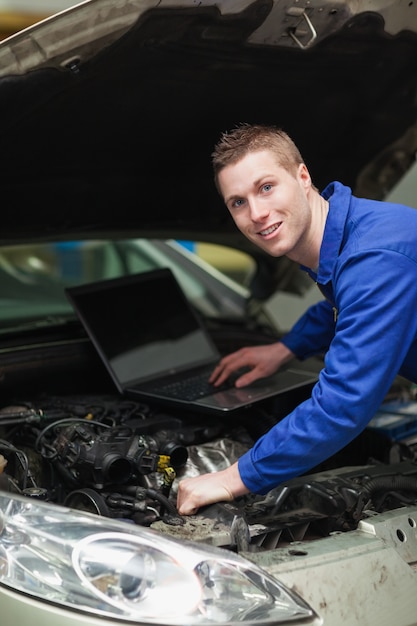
[{"xmin": 66, "ymin": 268, "xmax": 318, "ymax": 413}]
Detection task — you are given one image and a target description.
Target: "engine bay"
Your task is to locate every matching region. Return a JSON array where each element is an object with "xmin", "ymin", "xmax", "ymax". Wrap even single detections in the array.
[{"xmin": 1, "ymin": 390, "xmax": 417, "ymax": 553}]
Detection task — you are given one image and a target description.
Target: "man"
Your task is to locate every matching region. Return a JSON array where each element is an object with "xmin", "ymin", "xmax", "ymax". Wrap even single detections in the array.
[{"xmin": 177, "ymin": 123, "xmax": 417, "ymax": 516}]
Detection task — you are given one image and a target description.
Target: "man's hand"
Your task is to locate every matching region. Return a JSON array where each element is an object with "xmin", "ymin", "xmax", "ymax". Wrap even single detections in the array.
[
  {"xmin": 177, "ymin": 462, "xmax": 250, "ymax": 515},
  {"xmin": 209, "ymin": 341, "xmax": 295, "ymax": 388}
]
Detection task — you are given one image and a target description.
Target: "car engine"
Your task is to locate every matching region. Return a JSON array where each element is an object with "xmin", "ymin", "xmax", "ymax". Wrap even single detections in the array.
[{"xmin": 1, "ymin": 391, "xmax": 417, "ymax": 553}]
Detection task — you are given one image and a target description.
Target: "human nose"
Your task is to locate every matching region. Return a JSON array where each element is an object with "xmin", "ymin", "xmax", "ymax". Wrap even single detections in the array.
[{"xmin": 248, "ymin": 197, "xmax": 269, "ymax": 221}]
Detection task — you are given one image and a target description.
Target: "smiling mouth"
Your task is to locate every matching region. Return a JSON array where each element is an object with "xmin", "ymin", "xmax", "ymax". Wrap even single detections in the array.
[{"xmin": 259, "ymin": 223, "xmax": 281, "ymax": 236}]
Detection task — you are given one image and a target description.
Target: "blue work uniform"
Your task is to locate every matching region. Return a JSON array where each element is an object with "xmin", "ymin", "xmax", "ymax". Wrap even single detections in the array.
[{"xmin": 238, "ymin": 181, "xmax": 417, "ymax": 494}]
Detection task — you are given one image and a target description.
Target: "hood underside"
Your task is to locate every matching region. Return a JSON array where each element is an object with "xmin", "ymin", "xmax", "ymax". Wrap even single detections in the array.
[{"xmin": 1, "ymin": 0, "xmax": 417, "ymax": 251}]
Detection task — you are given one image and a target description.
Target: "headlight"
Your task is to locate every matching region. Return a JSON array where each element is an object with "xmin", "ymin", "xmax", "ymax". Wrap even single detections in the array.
[{"xmin": 0, "ymin": 492, "xmax": 315, "ymax": 624}]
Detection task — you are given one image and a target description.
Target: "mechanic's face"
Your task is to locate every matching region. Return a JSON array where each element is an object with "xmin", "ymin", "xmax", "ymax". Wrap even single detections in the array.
[{"xmin": 218, "ymin": 150, "xmax": 314, "ymax": 263}]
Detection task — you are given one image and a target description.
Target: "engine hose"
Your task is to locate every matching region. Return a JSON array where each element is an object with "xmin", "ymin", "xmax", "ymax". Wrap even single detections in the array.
[
  {"xmin": 361, "ymin": 475, "xmax": 417, "ymax": 496},
  {"xmin": 51, "ymin": 459, "xmax": 79, "ymax": 488},
  {"xmin": 145, "ymin": 487, "xmax": 180, "ymax": 517},
  {"xmin": 0, "ymin": 416, "xmax": 39, "ymax": 426},
  {"xmin": 352, "ymin": 474, "xmax": 417, "ymax": 520}
]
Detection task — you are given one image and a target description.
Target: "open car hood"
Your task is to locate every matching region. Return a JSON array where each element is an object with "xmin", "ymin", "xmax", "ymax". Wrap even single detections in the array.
[{"xmin": 1, "ymin": 0, "xmax": 417, "ymax": 296}]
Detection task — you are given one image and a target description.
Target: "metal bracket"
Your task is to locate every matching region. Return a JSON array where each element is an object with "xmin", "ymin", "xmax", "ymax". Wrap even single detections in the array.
[{"xmin": 286, "ymin": 7, "xmax": 317, "ymax": 49}]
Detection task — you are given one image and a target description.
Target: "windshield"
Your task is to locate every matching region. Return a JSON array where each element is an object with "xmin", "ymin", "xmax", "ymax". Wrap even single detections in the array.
[{"xmin": 0, "ymin": 239, "xmax": 249, "ymax": 329}]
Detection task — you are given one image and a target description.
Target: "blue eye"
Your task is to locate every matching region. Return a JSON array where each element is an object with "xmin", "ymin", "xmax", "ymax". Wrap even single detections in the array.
[
  {"xmin": 262, "ymin": 184, "xmax": 272, "ymax": 192},
  {"xmin": 232, "ymin": 198, "xmax": 244, "ymax": 208}
]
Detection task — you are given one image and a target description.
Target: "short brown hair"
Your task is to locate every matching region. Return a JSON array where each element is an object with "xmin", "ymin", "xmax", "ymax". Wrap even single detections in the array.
[{"xmin": 212, "ymin": 123, "xmax": 305, "ymax": 189}]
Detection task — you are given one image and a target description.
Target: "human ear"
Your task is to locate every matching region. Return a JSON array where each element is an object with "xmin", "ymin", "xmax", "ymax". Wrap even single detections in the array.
[{"xmin": 298, "ymin": 163, "xmax": 312, "ymax": 190}]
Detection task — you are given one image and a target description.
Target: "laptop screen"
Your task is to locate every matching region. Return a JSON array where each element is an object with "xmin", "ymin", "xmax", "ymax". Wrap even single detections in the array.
[{"xmin": 66, "ymin": 269, "xmax": 220, "ymax": 387}]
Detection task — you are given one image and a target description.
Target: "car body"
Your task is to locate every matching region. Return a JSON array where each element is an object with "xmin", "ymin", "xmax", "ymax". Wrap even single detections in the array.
[{"xmin": 0, "ymin": 1, "xmax": 417, "ymax": 625}]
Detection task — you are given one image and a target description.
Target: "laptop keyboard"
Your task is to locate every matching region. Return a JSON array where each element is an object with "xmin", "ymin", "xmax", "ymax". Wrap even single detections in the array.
[{"xmin": 156, "ymin": 367, "xmax": 234, "ymax": 401}]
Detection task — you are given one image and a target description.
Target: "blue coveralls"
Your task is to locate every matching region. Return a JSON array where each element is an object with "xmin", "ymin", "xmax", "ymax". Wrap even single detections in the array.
[{"xmin": 238, "ymin": 181, "xmax": 417, "ymax": 494}]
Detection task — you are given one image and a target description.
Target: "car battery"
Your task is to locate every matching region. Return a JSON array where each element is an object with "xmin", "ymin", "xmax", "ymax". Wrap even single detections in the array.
[{"xmin": 367, "ymin": 400, "xmax": 417, "ymax": 463}]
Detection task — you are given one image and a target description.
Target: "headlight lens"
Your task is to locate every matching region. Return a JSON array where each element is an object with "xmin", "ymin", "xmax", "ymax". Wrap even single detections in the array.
[{"xmin": 0, "ymin": 492, "xmax": 315, "ymax": 624}]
